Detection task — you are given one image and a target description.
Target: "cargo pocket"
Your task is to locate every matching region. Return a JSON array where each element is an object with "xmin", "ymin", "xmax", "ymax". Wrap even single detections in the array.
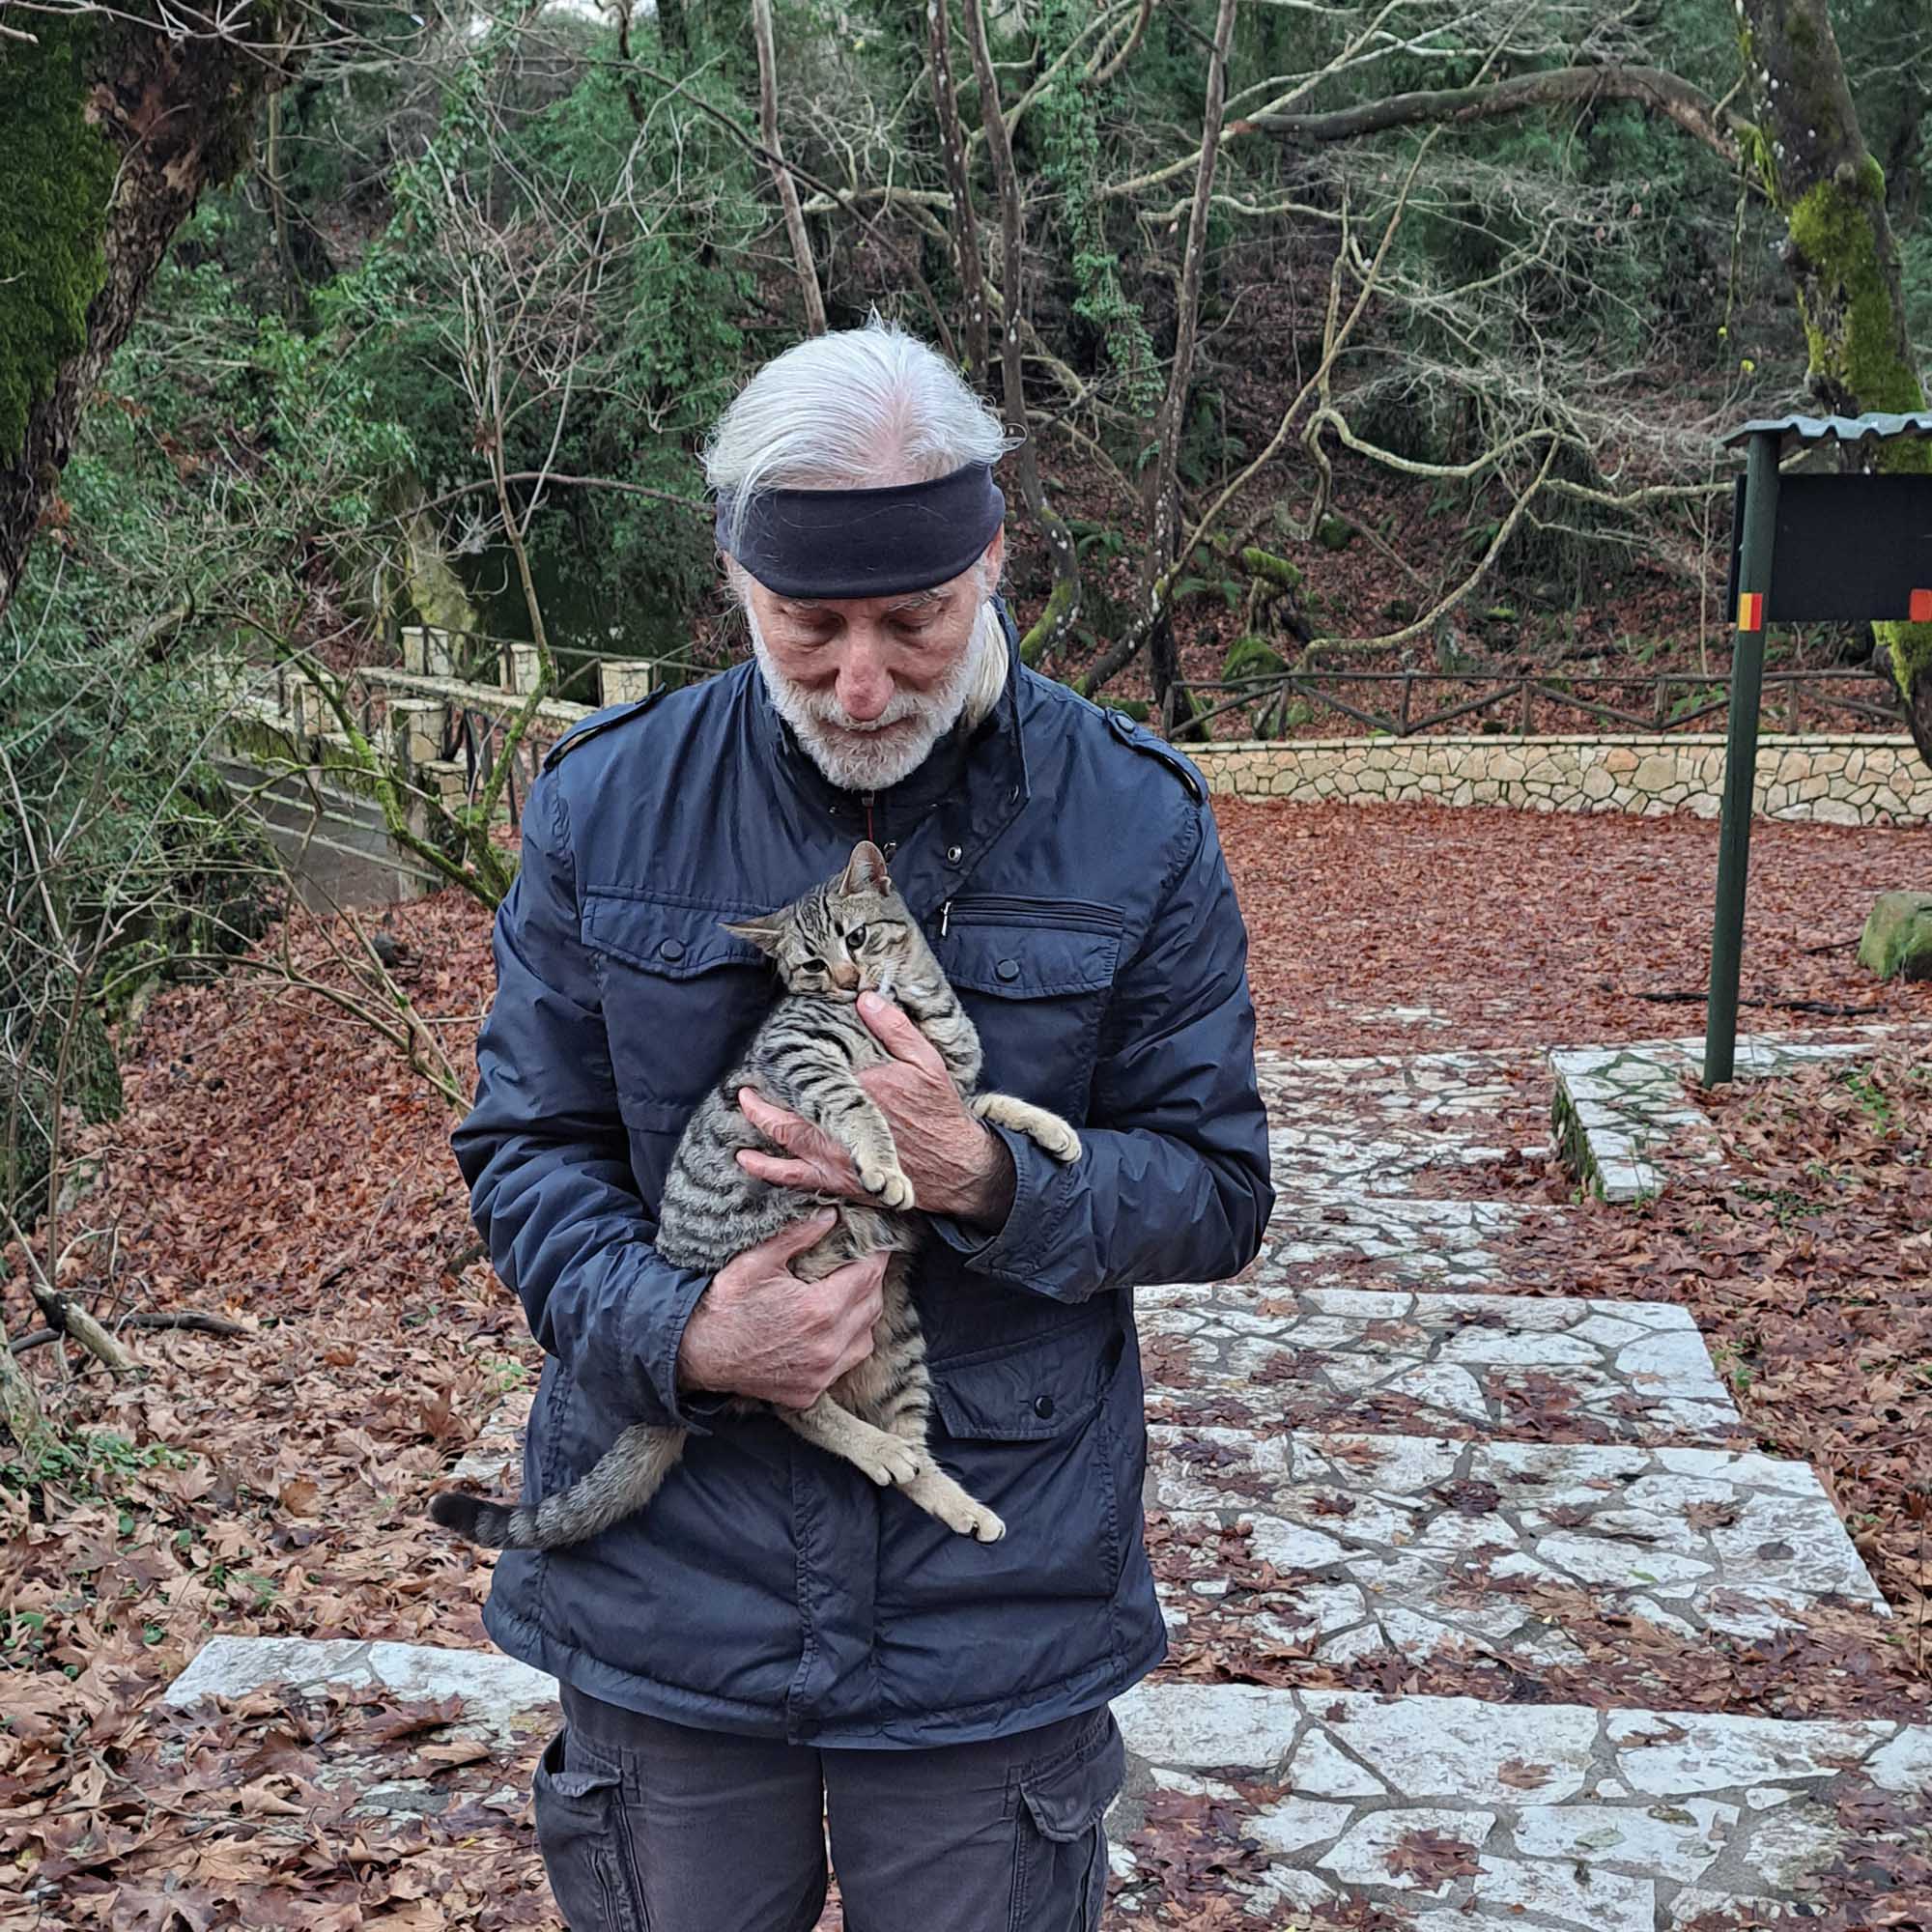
[
  {"xmin": 532, "ymin": 1728, "xmax": 648, "ymax": 1932},
  {"xmin": 1009, "ymin": 1709, "xmax": 1126, "ymax": 1932}
]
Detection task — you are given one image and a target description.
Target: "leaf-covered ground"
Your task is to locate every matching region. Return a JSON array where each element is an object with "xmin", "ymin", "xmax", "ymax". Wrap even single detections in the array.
[
  {"xmin": 1475, "ymin": 1043, "xmax": 1932, "ymax": 1662},
  {"xmin": 1215, "ymin": 798, "xmax": 1932, "ymax": 1055},
  {"xmin": 2, "ymin": 798, "xmax": 1927, "ymax": 1927}
]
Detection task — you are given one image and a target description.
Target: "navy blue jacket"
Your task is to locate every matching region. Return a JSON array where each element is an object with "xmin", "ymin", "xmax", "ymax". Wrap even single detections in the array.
[{"xmin": 451, "ymin": 605, "xmax": 1273, "ymax": 1747}]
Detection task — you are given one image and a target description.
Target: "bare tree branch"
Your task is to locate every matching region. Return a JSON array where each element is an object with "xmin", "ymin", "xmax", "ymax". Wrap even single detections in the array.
[
  {"xmin": 1237, "ymin": 63, "xmax": 1745, "ymax": 168},
  {"xmin": 752, "ymin": 0, "xmax": 827, "ymax": 334}
]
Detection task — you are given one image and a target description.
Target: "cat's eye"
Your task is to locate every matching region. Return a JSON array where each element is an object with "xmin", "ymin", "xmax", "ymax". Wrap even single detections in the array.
[
  {"xmin": 847, "ymin": 925, "xmax": 867, "ymax": 949},
  {"xmin": 800, "ymin": 957, "xmax": 826, "ymax": 974}
]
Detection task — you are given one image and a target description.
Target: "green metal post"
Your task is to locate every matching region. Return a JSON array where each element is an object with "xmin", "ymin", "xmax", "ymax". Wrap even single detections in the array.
[{"xmin": 1703, "ymin": 430, "xmax": 1780, "ymax": 1087}]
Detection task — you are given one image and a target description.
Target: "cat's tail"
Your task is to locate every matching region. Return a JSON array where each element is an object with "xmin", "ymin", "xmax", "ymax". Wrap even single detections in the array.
[
  {"xmin": 428, "ymin": 1424, "xmax": 690, "ymax": 1551},
  {"xmin": 429, "ymin": 1490, "xmax": 533, "ymax": 1548}
]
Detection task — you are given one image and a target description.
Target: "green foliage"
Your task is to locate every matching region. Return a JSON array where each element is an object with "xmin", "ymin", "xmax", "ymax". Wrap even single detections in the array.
[
  {"xmin": 1027, "ymin": 0, "xmax": 1160, "ymax": 412},
  {"xmin": 0, "ymin": 13, "xmax": 116, "ymax": 462},
  {"xmin": 1, "ymin": 213, "xmax": 295, "ymax": 1231}
]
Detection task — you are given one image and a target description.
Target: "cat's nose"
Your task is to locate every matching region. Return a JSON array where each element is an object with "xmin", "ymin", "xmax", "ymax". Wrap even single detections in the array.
[{"xmin": 831, "ymin": 962, "xmax": 861, "ymax": 990}]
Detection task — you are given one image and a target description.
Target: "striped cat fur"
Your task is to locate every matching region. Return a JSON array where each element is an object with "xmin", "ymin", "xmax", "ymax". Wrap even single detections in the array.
[{"xmin": 431, "ymin": 840, "xmax": 1082, "ymax": 1552}]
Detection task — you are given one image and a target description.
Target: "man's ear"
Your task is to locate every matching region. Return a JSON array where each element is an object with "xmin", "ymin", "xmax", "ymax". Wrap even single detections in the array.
[
  {"xmin": 980, "ymin": 522, "xmax": 1006, "ymax": 590},
  {"xmin": 838, "ymin": 840, "xmax": 892, "ymax": 895},
  {"xmin": 723, "ymin": 914, "xmax": 786, "ymax": 956}
]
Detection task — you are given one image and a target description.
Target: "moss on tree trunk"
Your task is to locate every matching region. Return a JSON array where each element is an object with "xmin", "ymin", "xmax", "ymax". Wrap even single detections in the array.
[
  {"xmin": 1739, "ymin": 0, "xmax": 1932, "ymax": 765},
  {"xmin": 0, "ymin": 5, "xmax": 295, "ymax": 621},
  {"xmin": 1740, "ymin": 0, "xmax": 1932, "ymax": 765},
  {"xmin": 0, "ymin": 16, "xmax": 116, "ymax": 466}
]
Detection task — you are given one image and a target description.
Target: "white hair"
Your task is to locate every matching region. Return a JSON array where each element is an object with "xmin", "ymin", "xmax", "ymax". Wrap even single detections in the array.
[
  {"xmin": 710, "ymin": 315, "xmax": 1018, "ymax": 731},
  {"xmin": 703, "ymin": 313, "xmax": 1020, "ymax": 554}
]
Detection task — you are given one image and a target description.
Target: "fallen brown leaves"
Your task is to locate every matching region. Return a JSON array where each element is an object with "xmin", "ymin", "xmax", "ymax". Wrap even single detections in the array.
[
  {"xmin": 1215, "ymin": 799, "xmax": 1932, "ymax": 1056},
  {"xmin": 1, "ymin": 892, "xmax": 531, "ymax": 1925},
  {"xmin": 0, "ymin": 1679, "xmax": 555, "ymax": 1931}
]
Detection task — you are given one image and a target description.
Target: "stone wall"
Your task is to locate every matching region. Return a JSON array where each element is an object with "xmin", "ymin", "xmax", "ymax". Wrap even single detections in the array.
[{"xmin": 1188, "ymin": 733, "xmax": 1932, "ymax": 826}]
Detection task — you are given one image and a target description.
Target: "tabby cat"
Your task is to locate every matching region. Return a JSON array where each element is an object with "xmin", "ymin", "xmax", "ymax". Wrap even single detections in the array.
[{"xmin": 430, "ymin": 840, "xmax": 1083, "ymax": 1552}]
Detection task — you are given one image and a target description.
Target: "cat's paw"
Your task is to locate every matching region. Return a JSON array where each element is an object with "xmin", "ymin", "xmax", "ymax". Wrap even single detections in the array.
[
  {"xmin": 859, "ymin": 1441, "xmax": 924, "ymax": 1486},
  {"xmin": 959, "ymin": 1502, "xmax": 1007, "ymax": 1543},
  {"xmin": 860, "ymin": 1165, "xmax": 916, "ymax": 1210},
  {"xmin": 1034, "ymin": 1120, "xmax": 1082, "ymax": 1164}
]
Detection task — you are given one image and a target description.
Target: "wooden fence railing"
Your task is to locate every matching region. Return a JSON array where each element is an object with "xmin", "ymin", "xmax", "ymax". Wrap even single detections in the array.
[{"xmin": 1183, "ymin": 667, "xmax": 1904, "ymax": 740}]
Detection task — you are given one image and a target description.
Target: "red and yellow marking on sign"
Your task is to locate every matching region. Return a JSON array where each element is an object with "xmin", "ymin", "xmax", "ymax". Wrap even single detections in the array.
[
  {"xmin": 1736, "ymin": 591, "xmax": 1764, "ymax": 633},
  {"xmin": 1911, "ymin": 587, "xmax": 1932, "ymax": 623}
]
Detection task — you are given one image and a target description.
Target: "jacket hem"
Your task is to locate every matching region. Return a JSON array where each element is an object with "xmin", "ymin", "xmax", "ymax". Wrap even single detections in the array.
[{"xmin": 482, "ymin": 1592, "xmax": 1168, "ymax": 1749}]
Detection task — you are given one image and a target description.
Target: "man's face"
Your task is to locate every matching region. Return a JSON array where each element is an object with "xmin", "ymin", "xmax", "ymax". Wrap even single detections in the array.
[{"xmin": 740, "ymin": 529, "xmax": 1005, "ymax": 793}]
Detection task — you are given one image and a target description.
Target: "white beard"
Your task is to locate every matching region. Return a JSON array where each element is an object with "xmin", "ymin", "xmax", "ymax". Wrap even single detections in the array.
[{"xmin": 750, "ymin": 602, "xmax": 997, "ymax": 793}]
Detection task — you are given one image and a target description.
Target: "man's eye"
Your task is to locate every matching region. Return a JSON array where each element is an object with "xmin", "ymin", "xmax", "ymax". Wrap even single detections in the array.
[{"xmin": 847, "ymin": 926, "xmax": 867, "ymax": 949}]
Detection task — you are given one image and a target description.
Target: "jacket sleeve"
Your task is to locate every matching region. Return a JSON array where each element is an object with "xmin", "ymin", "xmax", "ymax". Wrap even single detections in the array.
[
  {"xmin": 929, "ymin": 796, "xmax": 1273, "ymax": 1301},
  {"xmin": 449, "ymin": 767, "xmax": 721, "ymax": 1431}
]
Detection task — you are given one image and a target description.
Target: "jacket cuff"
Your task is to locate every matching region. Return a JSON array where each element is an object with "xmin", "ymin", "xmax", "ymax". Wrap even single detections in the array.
[
  {"xmin": 927, "ymin": 1122, "xmax": 1068, "ymax": 1286},
  {"xmin": 611, "ymin": 1253, "xmax": 725, "ymax": 1435}
]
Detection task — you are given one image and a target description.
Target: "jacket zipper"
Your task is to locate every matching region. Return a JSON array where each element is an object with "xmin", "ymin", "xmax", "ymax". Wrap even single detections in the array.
[{"xmin": 936, "ymin": 895, "xmax": 1124, "ymax": 939}]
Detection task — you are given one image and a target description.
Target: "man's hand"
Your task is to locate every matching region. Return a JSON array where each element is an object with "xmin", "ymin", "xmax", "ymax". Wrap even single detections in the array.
[
  {"xmin": 734, "ymin": 992, "xmax": 1016, "ymax": 1227},
  {"xmin": 677, "ymin": 1211, "xmax": 888, "ymax": 1410}
]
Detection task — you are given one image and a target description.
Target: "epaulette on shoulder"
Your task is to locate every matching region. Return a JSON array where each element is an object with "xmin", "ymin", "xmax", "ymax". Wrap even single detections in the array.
[
  {"xmin": 1101, "ymin": 705, "xmax": 1206, "ymax": 804},
  {"xmin": 541, "ymin": 692, "xmax": 665, "ymax": 773}
]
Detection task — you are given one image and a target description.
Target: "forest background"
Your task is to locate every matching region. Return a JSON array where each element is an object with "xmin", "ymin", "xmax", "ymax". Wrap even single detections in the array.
[{"xmin": 3, "ymin": 0, "xmax": 1932, "ymax": 1326}]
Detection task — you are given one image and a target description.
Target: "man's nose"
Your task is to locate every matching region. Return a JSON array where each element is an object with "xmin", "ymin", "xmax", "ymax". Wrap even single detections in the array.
[{"xmin": 837, "ymin": 637, "xmax": 894, "ymax": 722}]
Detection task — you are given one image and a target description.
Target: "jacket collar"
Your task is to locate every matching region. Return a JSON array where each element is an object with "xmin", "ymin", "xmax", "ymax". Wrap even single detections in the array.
[{"xmin": 749, "ymin": 597, "xmax": 1031, "ymax": 888}]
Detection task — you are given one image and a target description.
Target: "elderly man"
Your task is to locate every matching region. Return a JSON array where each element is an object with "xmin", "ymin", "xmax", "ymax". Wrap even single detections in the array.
[{"xmin": 451, "ymin": 317, "xmax": 1273, "ymax": 1932}]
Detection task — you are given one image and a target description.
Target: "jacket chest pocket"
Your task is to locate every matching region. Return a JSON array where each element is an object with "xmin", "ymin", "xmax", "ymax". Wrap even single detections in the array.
[
  {"xmin": 582, "ymin": 892, "xmax": 776, "ymax": 1136},
  {"xmin": 930, "ymin": 896, "xmax": 1122, "ymax": 1118}
]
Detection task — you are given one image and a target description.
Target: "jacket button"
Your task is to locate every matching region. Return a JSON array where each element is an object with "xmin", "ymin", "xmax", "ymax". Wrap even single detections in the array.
[
  {"xmin": 1033, "ymin": 1394, "xmax": 1055, "ymax": 1419},
  {"xmin": 996, "ymin": 958, "xmax": 1020, "ymax": 982},
  {"xmin": 945, "ymin": 844, "xmax": 963, "ymax": 864},
  {"xmin": 659, "ymin": 939, "xmax": 686, "ymax": 962}
]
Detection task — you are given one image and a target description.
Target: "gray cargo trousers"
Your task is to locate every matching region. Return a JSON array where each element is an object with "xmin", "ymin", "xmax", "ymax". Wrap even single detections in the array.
[{"xmin": 534, "ymin": 1681, "xmax": 1126, "ymax": 1932}]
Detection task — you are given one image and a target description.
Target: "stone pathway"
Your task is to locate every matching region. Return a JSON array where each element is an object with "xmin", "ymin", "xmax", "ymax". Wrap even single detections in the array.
[
  {"xmin": 1549, "ymin": 1028, "xmax": 1899, "ymax": 1201},
  {"xmin": 1109, "ymin": 1682, "xmax": 1930, "ymax": 1929},
  {"xmin": 1249, "ymin": 1049, "xmax": 1547, "ymax": 1291},
  {"xmin": 1140, "ymin": 1286, "xmax": 1745, "ymax": 1444},
  {"xmin": 161, "ymin": 1045, "xmax": 1927, "ymax": 1925}
]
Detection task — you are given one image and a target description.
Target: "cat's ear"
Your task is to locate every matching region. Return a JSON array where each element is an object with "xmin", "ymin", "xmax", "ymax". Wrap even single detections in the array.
[
  {"xmin": 838, "ymin": 840, "xmax": 892, "ymax": 896},
  {"xmin": 722, "ymin": 913, "xmax": 787, "ymax": 956}
]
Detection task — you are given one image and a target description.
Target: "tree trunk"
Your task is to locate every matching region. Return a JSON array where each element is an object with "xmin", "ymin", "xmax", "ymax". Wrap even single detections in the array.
[
  {"xmin": 1143, "ymin": 0, "xmax": 1235, "ymax": 730},
  {"xmin": 926, "ymin": 0, "xmax": 990, "ymax": 382},
  {"xmin": 960, "ymin": 0, "xmax": 1080, "ymax": 663},
  {"xmin": 751, "ymin": 0, "xmax": 827, "ymax": 336},
  {"xmin": 1083, "ymin": 0, "xmax": 1236, "ymax": 716},
  {"xmin": 0, "ymin": 8, "xmax": 295, "ymax": 624},
  {"xmin": 1738, "ymin": 0, "xmax": 1932, "ymax": 763}
]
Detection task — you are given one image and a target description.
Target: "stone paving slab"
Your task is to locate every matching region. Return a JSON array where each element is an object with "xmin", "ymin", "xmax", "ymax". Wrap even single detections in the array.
[
  {"xmin": 448, "ymin": 1387, "xmax": 531, "ymax": 1490},
  {"xmin": 162, "ymin": 1635, "xmax": 558, "ymax": 1823},
  {"xmin": 1108, "ymin": 1682, "xmax": 1932, "ymax": 1927},
  {"xmin": 1148, "ymin": 1426, "xmax": 1883, "ymax": 1670},
  {"xmin": 164, "ymin": 1634, "xmax": 557, "ymax": 1742},
  {"xmin": 1140, "ymin": 1286, "xmax": 1744, "ymax": 1446},
  {"xmin": 1549, "ymin": 1029, "xmax": 1903, "ymax": 1202},
  {"xmin": 1248, "ymin": 1049, "xmax": 1548, "ymax": 1293}
]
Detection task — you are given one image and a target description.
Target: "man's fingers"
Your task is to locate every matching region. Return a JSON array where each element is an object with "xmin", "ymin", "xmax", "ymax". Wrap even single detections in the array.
[
  {"xmin": 756, "ymin": 1208, "xmax": 838, "ymax": 1263},
  {"xmin": 738, "ymin": 1087, "xmax": 808, "ymax": 1146},
  {"xmin": 735, "ymin": 1149, "xmax": 830, "ymax": 1191},
  {"xmin": 857, "ymin": 992, "xmax": 944, "ymax": 1071}
]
